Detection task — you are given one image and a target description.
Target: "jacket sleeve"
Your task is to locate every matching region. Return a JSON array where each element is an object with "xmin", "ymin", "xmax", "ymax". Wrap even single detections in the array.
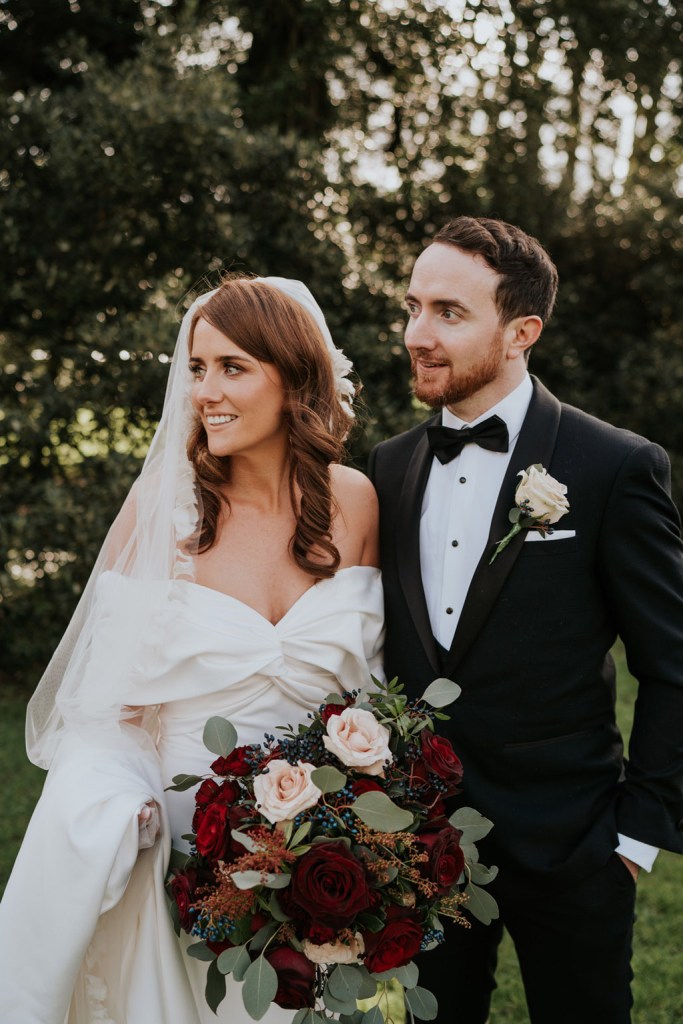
[{"xmin": 598, "ymin": 440, "xmax": 683, "ymax": 852}]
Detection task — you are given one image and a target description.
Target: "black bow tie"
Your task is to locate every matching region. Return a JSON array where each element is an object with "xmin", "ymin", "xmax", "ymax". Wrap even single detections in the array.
[{"xmin": 427, "ymin": 415, "xmax": 509, "ymax": 464}]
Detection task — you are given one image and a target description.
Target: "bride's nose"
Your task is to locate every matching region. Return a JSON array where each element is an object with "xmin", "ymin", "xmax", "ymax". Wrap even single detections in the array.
[{"xmin": 194, "ymin": 371, "xmax": 222, "ymax": 405}]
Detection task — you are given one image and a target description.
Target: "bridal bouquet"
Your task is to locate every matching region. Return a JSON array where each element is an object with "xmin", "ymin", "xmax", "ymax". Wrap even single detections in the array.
[{"xmin": 166, "ymin": 677, "xmax": 498, "ymax": 1022}]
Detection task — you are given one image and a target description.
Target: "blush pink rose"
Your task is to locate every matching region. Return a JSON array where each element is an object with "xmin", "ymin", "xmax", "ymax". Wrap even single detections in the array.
[
  {"xmin": 253, "ymin": 760, "xmax": 321, "ymax": 823},
  {"xmin": 323, "ymin": 708, "xmax": 392, "ymax": 776}
]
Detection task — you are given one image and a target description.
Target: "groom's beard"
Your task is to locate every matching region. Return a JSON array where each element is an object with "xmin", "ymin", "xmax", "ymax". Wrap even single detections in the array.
[{"xmin": 410, "ymin": 329, "xmax": 505, "ymax": 409}]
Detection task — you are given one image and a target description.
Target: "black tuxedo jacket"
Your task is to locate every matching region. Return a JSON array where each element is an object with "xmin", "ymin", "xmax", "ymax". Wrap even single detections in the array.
[{"xmin": 368, "ymin": 378, "xmax": 683, "ymax": 897}]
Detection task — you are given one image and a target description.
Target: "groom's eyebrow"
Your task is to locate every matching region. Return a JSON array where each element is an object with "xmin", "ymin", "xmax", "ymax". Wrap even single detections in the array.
[{"xmin": 405, "ymin": 292, "xmax": 470, "ymax": 314}]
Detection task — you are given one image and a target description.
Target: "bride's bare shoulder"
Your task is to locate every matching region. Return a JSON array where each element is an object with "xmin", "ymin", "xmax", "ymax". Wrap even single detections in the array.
[{"xmin": 330, "ymin": 464, "xmax": 379, "ymax": 566}]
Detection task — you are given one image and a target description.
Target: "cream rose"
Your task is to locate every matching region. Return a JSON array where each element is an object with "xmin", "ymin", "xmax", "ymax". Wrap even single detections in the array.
[
  {"xmin": 253, "ymin": 760, "xmax": 321, "ymax": 824},
  {"xmin": 516, "ymin": 465, "xmax": 569, "ymax": 524},
  {"xmin": 301, "ymin": 933, "xmax": 365, "ymax": 966},
  {"xmin": 323, "ymin": 707, "xmax": 392, "ymax": 776}
]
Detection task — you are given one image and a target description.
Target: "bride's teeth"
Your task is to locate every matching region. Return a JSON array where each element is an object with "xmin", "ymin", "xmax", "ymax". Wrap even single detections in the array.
[{"xmin": 207, "ymin": 415, "xmax": 236, "ymax": 425}]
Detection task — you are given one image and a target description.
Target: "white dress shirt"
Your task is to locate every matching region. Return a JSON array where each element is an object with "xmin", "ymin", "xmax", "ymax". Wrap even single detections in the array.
[{"xmin": 418, "ymin": 372, "xmax": 657, "ymax": 872}]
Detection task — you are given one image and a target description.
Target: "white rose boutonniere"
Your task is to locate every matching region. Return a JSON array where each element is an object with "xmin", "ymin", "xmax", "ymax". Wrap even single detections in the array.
[{"xmin": 490, "ymin": 464, "xmax": 569, "ymax": 563}]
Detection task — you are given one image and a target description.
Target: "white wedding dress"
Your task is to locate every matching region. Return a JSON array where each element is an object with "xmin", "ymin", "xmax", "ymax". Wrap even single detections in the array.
[{"xmin": 0, "ymin": 566, "xmax": 384, "ymax": 1024}]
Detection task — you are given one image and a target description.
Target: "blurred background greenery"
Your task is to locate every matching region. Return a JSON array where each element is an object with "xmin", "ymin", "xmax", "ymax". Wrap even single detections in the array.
[{"xmin": 1, "ymin": 0, "xmax": 682, "ymax": 686}]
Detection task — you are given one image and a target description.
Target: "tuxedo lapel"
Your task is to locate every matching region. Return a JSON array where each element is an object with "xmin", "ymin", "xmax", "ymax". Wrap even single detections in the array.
[
  {"xmin": 396, "ymin": 419, "xmax": 441, "ymax": 676},
  {"xmin": 443, "ymin": 379, "xmax": 562, "ymax": 678}
]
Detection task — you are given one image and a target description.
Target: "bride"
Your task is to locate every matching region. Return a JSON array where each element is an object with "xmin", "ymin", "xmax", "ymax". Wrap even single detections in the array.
[{"xmin": 0, "ymin": 276, "xmax": 384, "ymax": 1023}]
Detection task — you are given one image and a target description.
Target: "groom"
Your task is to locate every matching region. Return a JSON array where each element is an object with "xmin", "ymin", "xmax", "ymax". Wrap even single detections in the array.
[{"xmin": 368, "ymin": 216, "xmax": 683, "ymax": 1023}]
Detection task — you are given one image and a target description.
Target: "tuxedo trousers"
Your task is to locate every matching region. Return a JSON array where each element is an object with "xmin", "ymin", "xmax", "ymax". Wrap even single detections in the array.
[{"xmin": 415, "ymin": 853, "xmax": 636, "ymax": 1024}]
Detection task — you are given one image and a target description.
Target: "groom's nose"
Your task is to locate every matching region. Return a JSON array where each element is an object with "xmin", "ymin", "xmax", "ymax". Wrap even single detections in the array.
[{"xmin": 405, "ymin": 314, "xmax": 436, "ymax": 351}]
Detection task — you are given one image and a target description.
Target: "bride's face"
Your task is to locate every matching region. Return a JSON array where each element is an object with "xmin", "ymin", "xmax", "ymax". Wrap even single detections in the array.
[{"xmin": 189, "ymin": 317, "xmax": 287, "ymax": 458}]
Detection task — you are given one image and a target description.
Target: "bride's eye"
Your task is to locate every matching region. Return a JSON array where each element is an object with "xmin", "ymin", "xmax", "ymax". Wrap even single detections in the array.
[{"xmin": 188, "ymin": 362, "xmax": 205, "ymax": 379}]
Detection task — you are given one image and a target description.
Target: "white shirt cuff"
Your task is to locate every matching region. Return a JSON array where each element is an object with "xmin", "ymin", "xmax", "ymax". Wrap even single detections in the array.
[{"xmin": 615, "ymin": 834, "xmax": 659, "ymax": 872}]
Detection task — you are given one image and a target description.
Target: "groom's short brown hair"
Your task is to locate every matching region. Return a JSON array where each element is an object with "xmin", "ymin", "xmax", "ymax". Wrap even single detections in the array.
[{"xmin": 433, "ymin": 216, "xmax": 559, "ymax": 326}]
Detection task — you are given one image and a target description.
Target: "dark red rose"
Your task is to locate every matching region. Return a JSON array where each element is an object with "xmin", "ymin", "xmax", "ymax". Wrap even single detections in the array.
[
  {"xmin": 168, "ymin": 869, "xmax": 196, "ymax": 931},
  {"xmin": 417, "ymin": 824, "xmax": 465, "ymax": 895},
  {"xmin": 265, "ymin": 946, "xmax": 316, "ymax": 1009},
  {"xmin": 321, "ymin": 703, "xmax": 345, "ymax": 725},
  {"xmin": 290, "ymin": 841, "xmax": 371, "ymax": 927},
  {"xmin": 420, "ymin": 732, "xmax": 464, "ymax": 794},
  {"xmin": 193, "ymin": 779, "xmax": 240, "ymax": 832},
  {"xmin": 211, "ymin": 746, "xmax": 253, "ymax": 777},
  {"xmin": 304, "ymin": 922, "xmax": 337, "ymax": 944},
  {"xmin": 363, "ymin": 907, "xmax": 423, "ymax": 973},
  {"xmin": 351, "ymin": 778, "xmax": 384, "ymax": 798},
  {"xmin": 195, "ymin": 778, "xmax": 221, "ymax": 808},
  {"xmin": 195, "ymin": 802, "xmax": 229, "ymax": 859}
]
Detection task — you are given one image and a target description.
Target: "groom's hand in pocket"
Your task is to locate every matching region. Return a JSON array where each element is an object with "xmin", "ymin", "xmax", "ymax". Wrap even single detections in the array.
[{"xmin": 618, "ymin": 854, "xmax": 640, "ymax": 883}]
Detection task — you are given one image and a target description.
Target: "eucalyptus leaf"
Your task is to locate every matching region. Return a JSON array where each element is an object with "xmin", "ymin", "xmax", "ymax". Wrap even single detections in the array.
[
  {"xmin": 249, "ymin": 921, "xmax": 279, "ymax": 952},
  {"xmin": 311, "ymin": 765, "xmax": 347, "ymax": 794},
  {"xmin": 362, "ymin": 1005, "xmax": 384, "ymax": 1024},
  {"xmin": 353, "ymin": 791, "xmax": 414, "ymax": 832},
  {"xmin": 464, "ymin": 882, "xmax": 500, "ymax": 925},
  {"xmin": 340, "ymin": 1013, "xmax": 365, "ymax": 1024},
  {"xmin": 405, "ymin": 986, "xmax": 439, "ymax": 1021},
  {"xmin": 469, "ymin": 861, "xmax": 499, "ymax": 885},
  {"xmin": 355, "ymin": 967, "xmax": 378, "ymax": 1000},
  {"xmin": 166, "ymin": 773, "xmax": 204, "ymax": 792},
  {"xmin": 186, "ymin": 941, "xmax": 215, "ymax": 961},
  {"xmin": 242, "ymin": 956, "xmax": 279, "ymax": 1020},
  {"xmin": 205, "ymin": 958, "xmax": 227, "ymax": 1015},
  {"xmin": 292, "ymin": 1011, "xmax": 322, "ymax": 1024},
  {"xmin": 327, "ymin": 963, "xmax": 363, "ymax": 1002},
  {"xmin": 420, "ymin": 677, "xmax": 462, "ymax": 708},
  {"xmin": 217, "ymin": 944, "xmax": 251, "ymax": 978},
  {"xmin": 459, "ymin": 842, "xmax": 478, "ymax": 864},
  {"xmin": 324, "ymin": 692, "xmax": 347, "ymax": 705},
  {"xmin": 373, "ymin": 961, "xmax": 419, "ymax": 988},
  {"xmin": 231, "ymin": 869, "xmax": 290, "ymax": 890},
  {"xmin": 448, "ymin": 806, "xmax": 494, "ymax": 842},
  {"xmin": 509, "ymin": 506, "xmax": 522, "ymax": 524},
  {"xmin": 203, "ymin": 716, "xmax": 238, "ymax": 758},
  {"xmin": 462, "ymin": 880, "xmax": 499, "ymax": 929},
  {"xmin": 323, "ymin": 987, "xmax": 357, "ymax": 1015}
]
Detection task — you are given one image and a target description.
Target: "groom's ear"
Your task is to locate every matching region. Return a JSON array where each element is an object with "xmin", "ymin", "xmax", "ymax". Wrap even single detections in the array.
[{"xmin": 503, "ymin": 315, "xmax": 543, "ymax": 361}]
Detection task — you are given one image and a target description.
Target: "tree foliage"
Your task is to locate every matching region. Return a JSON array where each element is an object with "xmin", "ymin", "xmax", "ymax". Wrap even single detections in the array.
[{"xmin": 1, "ymin": 0, "xmax": 681, "ymax": 684}]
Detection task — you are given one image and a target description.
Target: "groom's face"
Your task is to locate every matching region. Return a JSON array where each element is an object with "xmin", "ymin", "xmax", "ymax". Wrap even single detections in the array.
[{"xmin": 404, "ymin": 242, "xmax": 508, "ymax": 414}]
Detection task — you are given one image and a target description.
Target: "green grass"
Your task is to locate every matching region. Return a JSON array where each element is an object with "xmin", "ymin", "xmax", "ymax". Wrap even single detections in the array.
[{"xmin": 1, "ymin": 645, "xmax": 681, "ymax": 1021}]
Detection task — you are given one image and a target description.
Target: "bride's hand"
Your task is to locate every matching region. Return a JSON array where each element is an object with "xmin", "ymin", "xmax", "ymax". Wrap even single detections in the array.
[{"xmin": 137, "ymin": 801, "xmax": 161, "ymax": 849}]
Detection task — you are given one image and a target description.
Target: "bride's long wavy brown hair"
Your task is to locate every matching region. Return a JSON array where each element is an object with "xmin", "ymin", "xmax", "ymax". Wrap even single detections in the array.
[{"xmin": 186, "ymin": 276, "xmax": 352, "ymax": 579}]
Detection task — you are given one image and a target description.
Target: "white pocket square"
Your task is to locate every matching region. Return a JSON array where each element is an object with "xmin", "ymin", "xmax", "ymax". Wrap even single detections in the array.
[{"xmin": 524, "ymin": 529, "xmax": 576, "ymax": 542}]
